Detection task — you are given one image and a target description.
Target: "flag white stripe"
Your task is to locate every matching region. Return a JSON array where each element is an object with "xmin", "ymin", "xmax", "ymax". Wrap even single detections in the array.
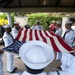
[
  {"xmin": 19, "ymin": 28, "xmax": 25, "ymax": 41},
  {"xmin": 32, "ymin": 29, "xmax": 36, "ymax": 40},
  {"xmin": 41, "ymin": 31, "xmax": 53, "ymax": 48},
  {"xmin": 37, "ymin": 30, "xmax": 43, "ymax": 41},
  {"xmin": 46, "ymin": 31, "xmax": 69, "ymax": 53},
  {"xmin": 26, "ymin": 29, "xmax": 30, "ymax": 41}
]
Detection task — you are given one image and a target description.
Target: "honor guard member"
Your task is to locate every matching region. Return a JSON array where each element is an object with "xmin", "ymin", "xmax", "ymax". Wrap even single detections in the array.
[
  {"xmin": 48, "ymin": 52, "xmax": 75, "ymax": 75},
  {"xmin": 12, "ymin": 22, "xmax": 20, "ymax": 39},
  {"xmin": 58, "ymin": 21, "xmax": 75, "ymax": 70},
  {"xmin": 12, "ymin": 22, "xmax": 21, "ymax": 58},
  {"xmin": 19, "ymin": 40, "xmax": 54, "ymax": 75},
  {"xmin": 63, "ymin": 21, "xmax": 75, "ymax": 47},
  {"xmin": 0, "ymin": 50, "xmax": 4, "ymax": 75},
  {"xmin": 2, "ymin": 25, "xmax": 17, "ymax": 73},
  {"xmin": 31, "ymin": 20, "xmax": 44, "ymax": 30},
  {"xmin": 55, "ymin": 22, "xmax": 63, "ymax": 37}
]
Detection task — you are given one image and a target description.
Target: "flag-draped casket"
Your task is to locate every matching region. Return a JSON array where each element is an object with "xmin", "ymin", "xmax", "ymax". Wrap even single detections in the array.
[{"xmin": 2, "ymin": 28, "xmax": 73, "ymax": 54}]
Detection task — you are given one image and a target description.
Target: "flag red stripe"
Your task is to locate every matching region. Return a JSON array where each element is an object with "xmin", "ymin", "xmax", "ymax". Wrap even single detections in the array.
[
  {"xmin": 22, "ymin": 29, "xmax": 28, "ymax": 42},
  {"xmin": 15, "ymin": 28, "xmax": 23, "ymax": 40},
  {"xmin": 35, "ymin": 30, "xmax": 39, "ymax": 40},
  {"xmin": 29, "ymin": 29, "xmax": 32, "ymax": 40},
  {"xmin": 39, "ymin": 30, "xmax": 47, "ymax": 43},
  {"xmin": 44, "ymin": 31, "xmax": 60, "ymax": 52},
  {"xmin": 50, "ymin": 31, "xmax": 72, "ymax": 51}
]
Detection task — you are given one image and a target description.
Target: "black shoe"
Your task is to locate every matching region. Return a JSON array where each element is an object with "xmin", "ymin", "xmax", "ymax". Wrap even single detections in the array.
[
  {"xmin": 57, "ymin": 66, "xmax": 62, "ymax": 70},
  {"xmin": 7, "ymin": 67, "xmax": 17, "ymax": 73},
  {"xmin": 16, "ymin": 56, "xmax": 20, "ymax": 59}
]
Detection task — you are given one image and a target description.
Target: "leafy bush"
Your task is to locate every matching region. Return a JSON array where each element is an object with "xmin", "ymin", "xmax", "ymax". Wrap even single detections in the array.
[
  {"xmin": 28, "ymin": 13, "xmax": 62, "ymax": 30},
  {"xmin": 0, "ymin": 18, "xmax": 8, "ymax": 25}
]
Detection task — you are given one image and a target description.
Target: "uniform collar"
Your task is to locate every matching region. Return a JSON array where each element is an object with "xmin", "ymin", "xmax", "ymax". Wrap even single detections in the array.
[
  {"xmin": 22, "ymin": 71, "xmax": 47, "ymax": 75},
  {"xmin": 26, "ymin": 65, "xmax": 45, "ymax": 74}
]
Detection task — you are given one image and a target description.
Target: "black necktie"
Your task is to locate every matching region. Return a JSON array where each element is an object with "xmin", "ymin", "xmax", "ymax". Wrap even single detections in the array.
[
  {"xmin": 9, "ymin": 33, "xmax": 14, "ymax": 41},
  {"xmin": 63, "ymin": 30, "xmax": 70, "ymax": 39}
]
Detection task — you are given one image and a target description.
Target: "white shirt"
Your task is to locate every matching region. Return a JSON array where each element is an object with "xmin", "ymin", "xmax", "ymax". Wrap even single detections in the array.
[
  {"xmin": 2, "ymin": 32, "xmax": 13, "ymax": 47},
  {"xmin": 63, "ymin": 30, "xmax": 75, "ymax": 47},
  {"xmin": 12, "ymin": 27, "xmax": 18, "ymax": 39},
  {"xmin": 55, "ymin": 28, "xmax": 62, "ymax": 36},
  {"xmin": 31, "ymin": 25, "xmax": 43, "ymax": 30},
  {"xmin": 48, "ymin": 53, "xmax": 75, "ymax": 75}
]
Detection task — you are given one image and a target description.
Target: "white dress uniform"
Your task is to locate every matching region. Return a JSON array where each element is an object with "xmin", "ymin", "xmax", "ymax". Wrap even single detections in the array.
[
  {"xmin": 55, "ymin": 28, "xmax": 62, "ymax": 36},
  {"xmin": 31, "ymin": 25, "xmax": 43, "ymax": 30},
  {"xmin": 48, "ymin": 53, "xmax": 75, "ymax": 75},
  {"xmin": 63, "ymin": 30, "xmax": 75, "ymax": 47},
  {"xmin": 59, "ymin": 21, "xmax": 75, "ymax": 71},
  {"xmin": 12, "ymin": 27, "xmax": 18, "ymax": 39},
  {"xmin": 2, "ymin": 27, "xmax": 15, "ymax": 72}
]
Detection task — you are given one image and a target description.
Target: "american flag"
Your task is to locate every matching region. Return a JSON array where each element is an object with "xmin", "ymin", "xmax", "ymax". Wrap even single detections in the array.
[
  {"xmin": 2, "ymin": 40, "xmax": 25, "ymax": 54},
  {"xmin": 2, "ymin": 28, "xmax": 73, "ymax": 54}
]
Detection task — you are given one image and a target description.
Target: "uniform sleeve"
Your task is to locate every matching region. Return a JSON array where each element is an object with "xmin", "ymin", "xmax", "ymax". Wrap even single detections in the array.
[
  {"xmin": 12, "ymin": 30, "xmax": 18, "ymax": 39},
  {"xmin": 64, "ymin": 31, "xmax": 75, "ymax": 46},
  {"xmin": 56, "ymin": 53, "xmax": 75, "ymax": 75},
  {"xmin": 48, "ymin": 71, "xmax": 58, "ymax": 75},
  {"xmin": 3, "ymin": 37, "xmax": 11, "ymax": 47},
  {"xmin": 55, "ymin": 28, "xmax": 62, "ymax": 36},
  {"xmin": 60, "ymin": 53, "xmax": 74, "ymax": 65},
  {"xmin": 41, "ymin": 26, "xmax": 44, "ymax": 30}
]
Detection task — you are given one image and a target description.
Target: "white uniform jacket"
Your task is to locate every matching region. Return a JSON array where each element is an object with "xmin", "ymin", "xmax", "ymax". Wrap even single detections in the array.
[
  {"xmin": 2, "ymin": 32, "xmax": 13, "ymax": 47},
  {"xmin": 48, "ymin": 53, "xmax": 75, "ymax": 75},
  {"xmin": 12, "ymin": 27, "xmax": 18, "ymax": 39},
  {"xmin": 31, "ymin": 25, "xmax": 43, "ymax": 30},
  {"xmin": 55, "ymin": 28, "xmax": 62, "ymax": 36},
  {"xmin": 63, "ymin": 30, "xmax": 75, "ymax": 47}
]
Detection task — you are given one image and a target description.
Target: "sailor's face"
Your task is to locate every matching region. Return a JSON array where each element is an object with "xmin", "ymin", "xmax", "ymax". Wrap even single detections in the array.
[{"xmin": 6, "ymin": 27, "xmax": 11, "ymax": 32}]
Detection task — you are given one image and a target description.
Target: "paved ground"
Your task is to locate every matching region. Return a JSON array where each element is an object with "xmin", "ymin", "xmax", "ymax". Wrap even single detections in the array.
[{"xmin": 0, "ymin": 45, "xmax": 61, "ymax": 75}]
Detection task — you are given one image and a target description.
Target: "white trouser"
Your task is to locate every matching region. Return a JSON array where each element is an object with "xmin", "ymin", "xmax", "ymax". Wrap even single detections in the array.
[
  {"xmin": 0, "ymin": 55, "xmax": 3, "ymax": 75},
  {"xmin": 6, "ymin": 52, "xmax": 14, "ymax": 72},
  {"xmin": 61, "ymin": 64, "xmax": 68, "ymax": 70}
]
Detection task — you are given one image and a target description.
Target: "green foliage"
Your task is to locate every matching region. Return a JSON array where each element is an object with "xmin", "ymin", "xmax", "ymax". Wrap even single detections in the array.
[
  {"xmin": 0, "ymin": 14, "xmax": 7, "ymax": 19},
  {"xmin": 28, "ymin": 13, "xmax": 62, "ymax": 30}
]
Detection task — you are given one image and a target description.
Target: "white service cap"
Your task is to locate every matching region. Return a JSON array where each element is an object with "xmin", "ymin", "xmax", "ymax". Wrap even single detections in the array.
[
  {"xmin": 14, "ymin": 22, "xmax": 18, "ymax": 25},
  {"xmin": 4, "ymin": 24, "xmax": 11, "ymax": 28},
  {"xmin": 19, "ymin": 40, "xmax": 54, "ymax": 69},
  {"xmin": 65, "ymin": 21, "xmax": 72, "ymax": 25}
]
